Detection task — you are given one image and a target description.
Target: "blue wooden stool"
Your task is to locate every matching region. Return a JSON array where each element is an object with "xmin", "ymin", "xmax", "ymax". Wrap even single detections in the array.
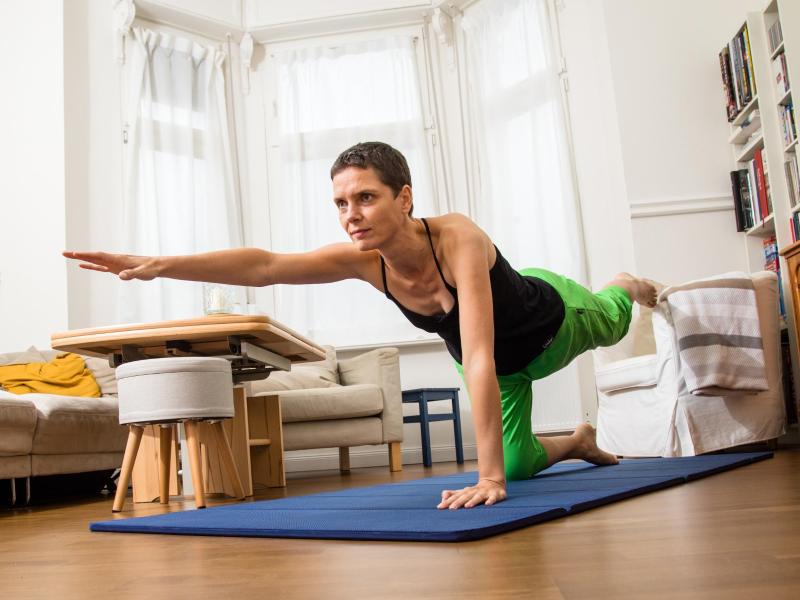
[{"xmin": 402, "ymin": 388, "xmax": 464, "ymax": 467}]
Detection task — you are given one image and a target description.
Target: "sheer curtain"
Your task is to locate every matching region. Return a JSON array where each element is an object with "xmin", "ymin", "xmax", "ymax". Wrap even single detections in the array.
[
  {"xmin": 120, "ymin": 27, "xmax": 243, "ymax": 323},
  {"xmin": 461, "ymin": 0, "xmax": 590, "ymax": 432},
  {"xmin": 461, "ymin": 0, "xmax": 585, "ymax": 281},
  {"xmin": 267, "ymin": 34, "xmax": 438, "ymax": 346}
]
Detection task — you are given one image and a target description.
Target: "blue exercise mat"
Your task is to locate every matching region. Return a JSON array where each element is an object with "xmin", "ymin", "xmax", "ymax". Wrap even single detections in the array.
[{"xmin": 90, "ymin": 452, "xmax": 771, "ymax": 542}]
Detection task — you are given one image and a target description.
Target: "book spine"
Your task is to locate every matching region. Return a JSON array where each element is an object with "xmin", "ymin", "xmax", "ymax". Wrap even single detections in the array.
[
  {"xmin": 739, "ymin": 169, "xmax": 755, "ymax": 229},
  {"xmin": 747, "ymin": 161, "xmax": 761, "ymax": 223},
  {"xmin": 754, "ymin": 149, "xmax": 769, "ymax": 219},
  {"xmin": 742, "ymin": 25, "xmax": 757, "ymax": 98},
  {"xmin": 730, "ymin": 171, "xmax": 745, "ymax": 232},
  {"xmin": 729, "ymin": 39, "xmax": 742, "ymax": 111},
  {"xmin": 720, "ymin": 48, "xmax": 738, "ymax": 121}
]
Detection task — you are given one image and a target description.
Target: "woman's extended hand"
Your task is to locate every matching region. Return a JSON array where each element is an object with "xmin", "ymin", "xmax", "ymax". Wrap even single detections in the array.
[
  {"xmin": 63, "ymin": 251, "xmax": 159, "ymax": 281},
  {"xmin": 437, "ymin": 478, "xmax": 507, "ymax": 510}
]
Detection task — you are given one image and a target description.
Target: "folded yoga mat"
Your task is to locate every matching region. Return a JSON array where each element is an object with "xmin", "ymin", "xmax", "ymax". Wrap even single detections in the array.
[{"xmin": 91, "ymin": 452, "xmax": 771, "ymax": 542}]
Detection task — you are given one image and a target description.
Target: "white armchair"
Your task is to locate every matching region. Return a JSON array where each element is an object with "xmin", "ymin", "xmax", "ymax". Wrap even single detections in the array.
[{"xmin": 596, "ymin": 271, "xmax": 786, "ymax": 457}]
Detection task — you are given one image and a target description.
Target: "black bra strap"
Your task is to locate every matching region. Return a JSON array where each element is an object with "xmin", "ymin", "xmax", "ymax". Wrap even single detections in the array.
[
  {"xmin": 421, "ymin": 218, "xmax": 453, "ymax": 289},
  {"xmin": 379, "ymin": 255, "xmax": 392, "ymax": 298}
]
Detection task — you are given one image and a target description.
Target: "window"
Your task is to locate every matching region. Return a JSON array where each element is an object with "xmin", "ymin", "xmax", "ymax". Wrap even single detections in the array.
[{"xmin": 262, "ymin": 28, "xmax": 441, "ymax": 346}]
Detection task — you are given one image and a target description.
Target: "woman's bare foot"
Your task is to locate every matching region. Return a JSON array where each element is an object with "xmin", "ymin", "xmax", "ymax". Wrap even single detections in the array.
[
  {"xmin": 571, "ymin": 423, "xmax": 619, "ymax": 466},
  {"xmin": 612, "ymin": 272, "xmax": 658, "ymax": 308}
]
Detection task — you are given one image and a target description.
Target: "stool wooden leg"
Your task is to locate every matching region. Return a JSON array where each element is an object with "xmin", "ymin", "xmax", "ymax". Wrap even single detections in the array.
[
  {"xmin": 339, "ymin": 447, "xmax": 350, "ymax": 473},
  {"xmin": 452, "ymin": 391, "xmax": 464, "ymax": 464},
  {"xmin": 113, "ymin": 425, "xmax": 144, "ymax": 513},
  {"xmin": 211, "ymin": 421, "xmax": 245, "ymax": 500},
  {"xmin": 158, "ymin": 425, "xmax": 172, "ymax": 504},
  {"xmin": 388, "ymin": 441, "xmax": 402, "ymax": 472},
  {"xmin": 184, "ymin": 420, "xmax": 206, "ymax": 509}
]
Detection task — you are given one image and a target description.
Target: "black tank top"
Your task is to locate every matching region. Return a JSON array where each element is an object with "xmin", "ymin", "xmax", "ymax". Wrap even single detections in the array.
[{"xmin": 380, "ymin": 218, "xmax": 565, "ymax": 375}]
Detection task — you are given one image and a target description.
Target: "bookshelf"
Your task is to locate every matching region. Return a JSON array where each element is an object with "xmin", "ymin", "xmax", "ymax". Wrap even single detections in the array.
[{"xmin": 721, "ymin": 0, "xmax": 800, "ymax": 423}]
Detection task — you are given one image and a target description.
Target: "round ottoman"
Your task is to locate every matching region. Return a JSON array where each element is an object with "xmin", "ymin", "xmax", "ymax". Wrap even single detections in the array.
[{"xmin": 112, "ymin": 357, "xmax": 244, "ymax": 512}]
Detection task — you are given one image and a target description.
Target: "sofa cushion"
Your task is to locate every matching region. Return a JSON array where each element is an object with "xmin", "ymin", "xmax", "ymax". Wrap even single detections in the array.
[
  {"xmin": 267, "ymin": 383, "xmax": 384, "ymax": 423},
  {"xmin": 83, "ymin": 356, "xmax": 118, "ymax": 396},
  {"xmin": 27, "ymin": 393, "xmax": 127, "ymax": 454},
  {"xmin": 249, "ymin": 370, "xmax": 339, "ymax": 394},
  {"xmin": 292, "ymin": 345, "xmax": 339, "ymax": 385},
  {"xmin": 0, "ymin": 391, "xmax": 37, "ymax": 456},
  {"xmin": 0, "ymin": 346, "xmax": 48, "ymax": 367}
]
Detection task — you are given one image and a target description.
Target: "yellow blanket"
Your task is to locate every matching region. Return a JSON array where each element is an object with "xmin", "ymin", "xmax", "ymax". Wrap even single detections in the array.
[{"xmin": 0, "ymin": 352, "xmax": 101, "ymax": 397}]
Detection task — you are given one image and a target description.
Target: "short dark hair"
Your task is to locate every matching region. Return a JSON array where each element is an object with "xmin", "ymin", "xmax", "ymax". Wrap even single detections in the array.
[{"xmin": 330, "ymin": 142, "xmax": 413, "ymax": 215}]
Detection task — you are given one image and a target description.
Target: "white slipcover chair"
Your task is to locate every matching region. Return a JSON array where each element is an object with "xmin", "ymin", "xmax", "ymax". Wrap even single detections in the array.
[{"xmin": 596, "ymin": 271, "xmax": 786, "ymax": 457}]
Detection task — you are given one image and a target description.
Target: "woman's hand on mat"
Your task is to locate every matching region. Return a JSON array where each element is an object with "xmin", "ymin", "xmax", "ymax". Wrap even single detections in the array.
[
  {"xmin": 437, "ymin": 478, "xmax": 507, "ymax": 510},
  {"xmin": 63, "ymin": 251, "xmax": 159, "ymax": 281}
]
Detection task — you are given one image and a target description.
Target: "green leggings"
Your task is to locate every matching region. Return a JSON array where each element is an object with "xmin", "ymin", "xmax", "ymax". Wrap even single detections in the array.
[{"xmin": 456, "ymin": 268, "xmax": 633, "ymax": 480}]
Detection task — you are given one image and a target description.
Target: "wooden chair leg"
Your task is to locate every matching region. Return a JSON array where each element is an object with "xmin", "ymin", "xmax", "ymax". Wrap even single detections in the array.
[
  {"xmin": 158, "ymin": 425, "xmax": 172, "ymax": 504},
  {"xmin": 339, "ymin": 447, "xmax": 350, "ymax": 473},
  {"xmin": 212, "ymin": 421, "xmax": 245, "ymax": 500},
  {"xmin": 113, "ymin": 425, "xmax": 144, "ymax": 513},
  {"xmin": 388, "ymin": 441, "xmax": 402, "ymax": 472},
  {"xmin": 184, "ymin": 420, "xmax": 206, "ymax": 509}
]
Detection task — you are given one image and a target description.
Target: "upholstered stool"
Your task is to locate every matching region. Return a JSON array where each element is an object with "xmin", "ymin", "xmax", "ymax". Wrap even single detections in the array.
[
  {"xmin": 402, "ymin": 388, "xmax": 464, "ymax": 467},
  {"xmin": 113, "ymin": 357, "xmax": 244, "ymax": 512}
]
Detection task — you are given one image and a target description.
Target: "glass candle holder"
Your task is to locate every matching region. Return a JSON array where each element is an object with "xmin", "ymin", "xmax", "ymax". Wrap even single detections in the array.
[{"xmin": 203, "ymin": 283, "xmax": 234, "ymax": 315}]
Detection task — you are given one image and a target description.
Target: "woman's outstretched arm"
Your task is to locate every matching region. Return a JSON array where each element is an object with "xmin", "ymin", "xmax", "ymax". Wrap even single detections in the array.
[{"xmin": 63, "ymin": 243, "xmax": 366, "ymax": 287}]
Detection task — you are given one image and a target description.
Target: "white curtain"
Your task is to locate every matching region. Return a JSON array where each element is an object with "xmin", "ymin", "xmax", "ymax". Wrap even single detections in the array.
[
  {"xmin": 268, "ymin": 35, "xmax": 438, "ymax": 346},
  {"xmin": 462, "ymin": 0, "xmax": 585, "ymax": 281},
  {"xmin": 462, "ymin": 0, "xmax": 589, "ymax": 432},
  {"xmin": 120, "ymin": 27, "xmax": 243, "ymax": 323}
]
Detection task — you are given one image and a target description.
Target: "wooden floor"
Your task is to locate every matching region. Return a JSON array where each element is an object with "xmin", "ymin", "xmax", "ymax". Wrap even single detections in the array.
[{"xmin": 2, "ymin": 449, "xmax": 800, "ymax": 600}]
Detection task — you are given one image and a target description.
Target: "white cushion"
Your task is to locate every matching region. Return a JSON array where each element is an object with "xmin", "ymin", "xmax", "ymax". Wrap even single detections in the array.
[
  {"xmin": 595, "ymin": 354, "xmax": 658, "ymax": 393},
  {"xmin": 116, "ymin": 357, "xmax": 234, "ymax": 424}
]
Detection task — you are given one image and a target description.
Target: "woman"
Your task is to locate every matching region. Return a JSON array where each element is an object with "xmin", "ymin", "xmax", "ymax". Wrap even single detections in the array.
[{"xmin": 65, "ymin": 142, "xmax": 657, "ymax": 510}]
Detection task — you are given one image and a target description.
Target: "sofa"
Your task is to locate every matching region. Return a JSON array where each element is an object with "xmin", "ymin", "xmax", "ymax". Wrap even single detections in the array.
[
  {"xmin": 248, "ymin": 346, "xmax": 404, "ymax": 472},
  {"xmin": 0, "ymin": 348, "xmax": 127, "ymax": 489},
  {"xmin": 1, "ymin": 343, "xmax": 404, "ymax": 505}
]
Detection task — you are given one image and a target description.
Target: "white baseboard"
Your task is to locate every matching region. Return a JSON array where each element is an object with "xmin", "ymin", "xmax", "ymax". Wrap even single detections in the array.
[{"xmin": 284, "ymin": 443, "xmax": 478, "ymax": 473}]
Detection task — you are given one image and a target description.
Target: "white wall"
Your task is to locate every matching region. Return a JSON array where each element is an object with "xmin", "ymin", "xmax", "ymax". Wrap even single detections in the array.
[
  {"xmin": 64, "ymin": 0, "xmax": 127, "ymax": 332},
  {"xmin": 589, "ymin": 0, "xmax": 765, "ymax": 285},
  {"xmin": 0, "ymin": 0, "xmax": 69, "ymax": 351}
]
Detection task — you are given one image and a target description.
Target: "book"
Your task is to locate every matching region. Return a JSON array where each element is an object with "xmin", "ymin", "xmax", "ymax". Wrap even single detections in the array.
[
  {"xmin": 719, "ymin": 47, "xmax": 738, "ymax": 121},
  {"xmin": 786, "ymin": 154, "xmax": 800, "ymax": 207},
  {"xmin": 729, "ymin": 38, "xmax": 743, "ymax": 111},
  {"xmin": 730, "ymin": 171, "xmax": 746, "ymax": 232},
  {"xmin": 742, "ymin": 25, "xmax": 757, "ymax": 99},
  {"xmin": 772, "ymin": 53, "xmax": 789, "ymax": 95},
  {"xmin": 768, "ymin": 19, "xmax": 784, "ymax": 54},
  {"xmin": 747, "ymin": 160, "xmax": 761, "ymax": 223},
  {"xmin": 754, "ymin": 148, "xmax": 770, "ymax": 220},
  {"xmin": 738, "ymin": 169, "xmax": 755, "ymax": 229}
]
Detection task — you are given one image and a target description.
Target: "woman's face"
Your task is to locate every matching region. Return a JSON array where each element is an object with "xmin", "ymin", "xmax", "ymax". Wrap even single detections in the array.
[{"xmin": 332, "ymin": 166, "xmax": 412, "ymax": 251}]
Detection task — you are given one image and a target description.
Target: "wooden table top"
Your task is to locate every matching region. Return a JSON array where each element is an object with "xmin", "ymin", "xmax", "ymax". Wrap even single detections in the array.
[{"xmin": 51, "ymin": 314, "xmax": 326, "ymax": 364}]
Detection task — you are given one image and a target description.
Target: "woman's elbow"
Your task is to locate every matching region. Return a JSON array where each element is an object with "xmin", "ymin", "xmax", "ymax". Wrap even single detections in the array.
[{"xmin": 461, "ymin": 353, "xmax": 495, "ymax": 377}]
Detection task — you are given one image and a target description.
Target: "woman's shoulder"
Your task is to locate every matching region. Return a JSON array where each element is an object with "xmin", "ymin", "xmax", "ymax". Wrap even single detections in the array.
[
  {"xmin": 425, "ymin": 212, "xmax": 480, "ymax": 234},
  {"xmin": 426, "ymin": 213, "xmax": 488, "ymax": 243}
]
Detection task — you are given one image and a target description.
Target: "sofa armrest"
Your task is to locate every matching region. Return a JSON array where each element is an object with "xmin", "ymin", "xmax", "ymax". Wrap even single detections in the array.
[
  {"xmin": 338, "ymin": 348, "xmax": 403, "ymax": 443},
  {"xmin": 595, "ymin": 354, "xmax": 658, "ymax": 394}
]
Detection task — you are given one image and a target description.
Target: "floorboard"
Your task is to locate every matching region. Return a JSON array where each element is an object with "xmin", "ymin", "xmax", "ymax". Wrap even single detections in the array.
[{"xmin": 2, "ymin": 449, "xmax": 799, "ymax": 599}]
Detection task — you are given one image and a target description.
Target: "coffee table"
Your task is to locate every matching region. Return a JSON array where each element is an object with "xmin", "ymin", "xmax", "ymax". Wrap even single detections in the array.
[{"xmin": 51, "ymin": 314, "xmax": 326, "ymax": 501}]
